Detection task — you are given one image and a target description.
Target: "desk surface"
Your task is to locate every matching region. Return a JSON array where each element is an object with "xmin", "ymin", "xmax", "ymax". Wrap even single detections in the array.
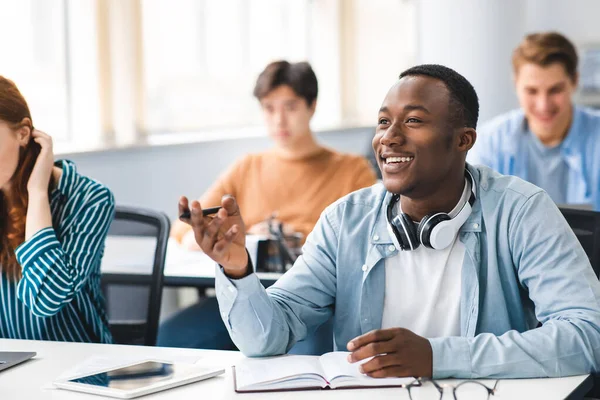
[
  {"xmin": 0, "ymin": 339, "xmax": 591, "ymax": 400},
  {"xmin": 102, "ymin": 237, "xmax": 282, "ymax": 287}
]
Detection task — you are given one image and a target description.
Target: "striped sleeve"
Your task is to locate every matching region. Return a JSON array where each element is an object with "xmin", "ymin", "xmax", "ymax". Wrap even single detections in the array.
[{"xmin": 14, "ymin": 187, "xmax": 115, "ymax": 318}]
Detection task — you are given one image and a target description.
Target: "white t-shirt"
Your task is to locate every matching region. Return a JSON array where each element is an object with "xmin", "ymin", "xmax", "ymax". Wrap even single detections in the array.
[{"xmin": 381, "ymin": 180, "xmax": 470, "ymax": 337}]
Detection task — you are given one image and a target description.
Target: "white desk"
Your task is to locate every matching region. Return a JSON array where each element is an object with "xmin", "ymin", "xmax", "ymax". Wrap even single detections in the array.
[
  {"xmin": 101, "ymin": 237, "xmax": 282, "ymax": 288},
  {"xmin": 0, "ymin": 339, "xmax": 591, "ymax": 399}
]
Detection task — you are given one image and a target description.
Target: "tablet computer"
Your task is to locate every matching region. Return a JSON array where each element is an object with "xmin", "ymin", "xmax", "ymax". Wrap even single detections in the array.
[{"xmin": 53, "ymin": 360, "xmax": 225, "ymax": 399}]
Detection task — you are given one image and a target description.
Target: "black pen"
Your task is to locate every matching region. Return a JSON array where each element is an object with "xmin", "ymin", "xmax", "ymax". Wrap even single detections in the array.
[{"xmin": 179, "ymin": 206, "xmax": 222, "ymax": 219}]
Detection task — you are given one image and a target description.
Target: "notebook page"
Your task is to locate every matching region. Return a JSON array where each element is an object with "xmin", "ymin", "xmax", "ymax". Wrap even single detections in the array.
[
  {"xmin": 235, "ymin": 355, "xmax": 326, "ymax": 390},
  {"xmin": 244, "ymin": 376, "xmax": 326, "ymax": 391},
  {"xmin": 319, "ymin": 352, "xmax": 413, "ymax": 388}
]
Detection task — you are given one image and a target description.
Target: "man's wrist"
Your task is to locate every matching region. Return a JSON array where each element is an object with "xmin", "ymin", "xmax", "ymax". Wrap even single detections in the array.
[{"xmin": 222, "ymin": 250, "xmax": 254, "ymax": 279}]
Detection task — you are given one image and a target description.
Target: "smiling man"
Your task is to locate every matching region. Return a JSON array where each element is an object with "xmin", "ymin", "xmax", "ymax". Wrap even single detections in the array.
[
  {"xmin": 181, "ymin": 64, "xmax": 600, "ymax": 379},
  {"xmin": 468, "ymin": 32, "xmax": 600, "ymax": 211}
]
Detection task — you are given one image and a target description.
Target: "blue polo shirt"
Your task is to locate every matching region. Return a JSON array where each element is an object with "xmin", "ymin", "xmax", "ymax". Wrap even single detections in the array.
[{"xmin": 468, "ymin": 106, "xmax": 600, "ymax": 210}]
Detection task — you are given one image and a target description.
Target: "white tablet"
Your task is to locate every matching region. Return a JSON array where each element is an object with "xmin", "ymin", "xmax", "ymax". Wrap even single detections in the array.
[{"xmin": 53, "ymin": 360, "xmax": 225, "ymax": 399}]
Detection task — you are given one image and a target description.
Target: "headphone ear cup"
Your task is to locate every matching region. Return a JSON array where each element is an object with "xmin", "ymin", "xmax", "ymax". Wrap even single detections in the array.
[
  {"xmin": 418, "ymin": 213, "xmax": 451, "ymax": 249},
  {"xmin": 397, "ymin": 213, "xmax": 419, "ymax": 250},
  {"xmin": 386, "ymin": 221, "xmax": 403, "ymax": 252},
  {"xmin": 416, "ymin": 214, "xmax": 431, "ymax": 247}
]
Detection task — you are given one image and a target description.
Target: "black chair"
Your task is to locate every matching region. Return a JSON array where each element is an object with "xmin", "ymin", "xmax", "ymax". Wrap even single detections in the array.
[
  {"xmin": 559, "ymin": 207, "xmax": 600, "ymax": 278},
  {"xmin": 101, "ymin": 205, "xmax": 170, "ymax": 346},
  {"xmin": 559, "ymin": 207, "xmax": 600, "ymax": 399}
]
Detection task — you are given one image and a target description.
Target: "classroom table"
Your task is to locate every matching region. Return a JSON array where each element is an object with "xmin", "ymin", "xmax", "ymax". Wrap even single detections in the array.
[
  {"xmin": 0, "ymin": 339, "xmax": 592, "ymax": 400},
  {"xmin": 100, "ymin": 236, "xmax": 282, "ymax": 289}
]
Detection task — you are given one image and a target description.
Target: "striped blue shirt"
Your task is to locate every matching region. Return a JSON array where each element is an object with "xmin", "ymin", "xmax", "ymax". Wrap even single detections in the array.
[{"xmin": 0, "ymin": 160, "xmax": 115, "ymax": 343}]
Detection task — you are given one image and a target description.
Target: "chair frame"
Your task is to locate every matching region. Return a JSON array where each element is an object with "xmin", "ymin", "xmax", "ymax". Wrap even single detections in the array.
[
  {"xmin": 102, "ymin": 205, "xmax": 170, "ymax": 346},
  {"xmin": 559, "ymin": 207, "xmax": 600, "ymax": 278}
]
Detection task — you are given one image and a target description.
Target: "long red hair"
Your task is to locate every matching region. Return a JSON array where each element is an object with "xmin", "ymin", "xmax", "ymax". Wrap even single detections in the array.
[{"xmin": 0, "ymin": 76, "xmax": 52, "ymax": 279}]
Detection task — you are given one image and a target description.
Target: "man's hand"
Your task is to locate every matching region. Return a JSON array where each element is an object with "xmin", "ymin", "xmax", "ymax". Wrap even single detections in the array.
[
  {"xmin": 347, "ymin": 328, "xmax": 433, "ymax": 378},
  {"xmin": 178, "ymin": 195, "xmax": 249, "ymax": 278}
]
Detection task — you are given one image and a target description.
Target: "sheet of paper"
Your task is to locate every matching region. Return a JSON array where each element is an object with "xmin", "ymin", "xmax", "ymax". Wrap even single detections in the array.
[
  {"xmin": 234, "ymin": 355, "xmax": 324, "ymax": 389},
  {"xmin": 319, "ymin": 351, "xmax": 413, "ymax": 387},
  {"xmin": 319, "ymin": 351, "xmax": 364, "ymax": 380}
]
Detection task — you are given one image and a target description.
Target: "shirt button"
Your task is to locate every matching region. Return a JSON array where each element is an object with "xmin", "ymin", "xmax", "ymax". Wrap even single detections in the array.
[
  {"xmin": 373, "ymin": 235, "xmax": 379, "ymax": 241},
  {"xmin": 473, "ymin": 223, "xmax": 479, "ymax": 229},
  {"xmin": 228, "ymin": 285, "xmax": 235, "ymax": 293},
  {"xmin": 361, "ymin": 265, "xmax": 367, "ymax": 272},
  {"xmin": 388, "ymin": 245, "xmax": 396, "ymax": 252}
]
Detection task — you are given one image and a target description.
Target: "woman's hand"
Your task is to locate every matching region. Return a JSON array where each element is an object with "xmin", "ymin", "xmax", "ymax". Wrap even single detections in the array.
[{"xmin": 27, "ymin": 130, "xmax": 55, "ymax": 195}]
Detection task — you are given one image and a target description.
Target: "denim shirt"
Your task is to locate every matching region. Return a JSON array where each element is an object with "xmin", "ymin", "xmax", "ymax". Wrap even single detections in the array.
[
  {"xmin": 467, "ymin": 106, "xmax": 600, "ymax": 210},
  {"xmin": 215, "ymin": 164, "xmax": 600, "ymax": 379}
]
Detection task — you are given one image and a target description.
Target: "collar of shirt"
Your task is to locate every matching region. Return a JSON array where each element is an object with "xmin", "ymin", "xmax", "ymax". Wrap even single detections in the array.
[
  {"xmin": 52, "ymin": 159, "xmax": 78, "ymax": 198},
  {"xmin": 370, "ymin": 164, "xmax": 483, "ymax": 249}
]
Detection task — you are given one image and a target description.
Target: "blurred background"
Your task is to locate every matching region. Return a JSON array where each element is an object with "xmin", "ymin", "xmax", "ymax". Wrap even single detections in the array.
[
  {"xmin": 3, "ymin": 0, "xmax": 600, "ymax": 220},
  {"xmin": 4, "ymin": 0, "xmax": 600, "ymax": 318}
]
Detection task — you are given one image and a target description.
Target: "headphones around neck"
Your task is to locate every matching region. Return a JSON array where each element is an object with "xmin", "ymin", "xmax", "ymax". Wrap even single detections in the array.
[{"xmin": 386, "ymin": 170, "xmax": 476, "ymax": 251}]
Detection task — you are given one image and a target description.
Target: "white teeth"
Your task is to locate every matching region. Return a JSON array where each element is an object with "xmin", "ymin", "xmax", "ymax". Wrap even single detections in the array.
[{"xmin": 386, "ymin": 156, "xmax": 414, "ymax": 164}]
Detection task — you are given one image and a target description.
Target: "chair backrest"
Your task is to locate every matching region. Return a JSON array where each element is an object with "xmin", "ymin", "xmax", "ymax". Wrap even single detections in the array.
[
  {"xmin": 101, "ymin": 205, "xmax": 170, "ymax": 346},
  {"xmin": 559, "ymin": 207, "xmax": 600, "ymax": 278}
]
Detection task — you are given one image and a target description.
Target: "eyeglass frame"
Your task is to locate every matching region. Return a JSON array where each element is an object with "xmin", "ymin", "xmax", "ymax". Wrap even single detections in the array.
[{"xmin": 406, "ymin": 377, "xmax": 499, "ymax": 400}]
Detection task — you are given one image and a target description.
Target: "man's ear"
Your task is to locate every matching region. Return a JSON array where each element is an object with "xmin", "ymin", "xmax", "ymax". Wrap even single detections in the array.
[
  {"xmin": 308, "ymin": 99, "xmax": 317, "ymax": 118},
  {"xmin": 16, "ymin": 117, "xmax": 32, "ymax": 146},
  {"xmin": 572, "ymin": 71, "xmax": 579, "ymax": 89},
  {"xmin": 458, "ymin": 127, "xmax": 476, "ymax": 152}
]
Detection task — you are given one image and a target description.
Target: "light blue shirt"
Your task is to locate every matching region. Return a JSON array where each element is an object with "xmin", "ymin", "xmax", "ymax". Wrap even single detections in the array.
[
  {"xmin": 523, "ymin": 131, "xmax": 569, "ymax": 204},
  {"xmin": 468, "ymin": 106, "xmax": 600, "ymax": 210},
  {"xmin": 215, "ymin": 164, "xmax": 600, "ymax": 379}
]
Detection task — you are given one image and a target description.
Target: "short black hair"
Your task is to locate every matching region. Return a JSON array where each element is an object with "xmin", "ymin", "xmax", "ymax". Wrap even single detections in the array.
[
  {"xmin": 253, "ymin": 61, "xmax": 318, "ymax": 106},
  {"xmin": 399, "ymin": 64, "xmax": 479, "ymax": 129}
]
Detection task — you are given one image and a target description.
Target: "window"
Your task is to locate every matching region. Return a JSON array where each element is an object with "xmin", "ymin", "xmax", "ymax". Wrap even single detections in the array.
[
  {"xmin": 0, "ymin": 0, "xmax": 101, "ymax": 150},
  {"xmin": 1, "ymin": 0, "xmax": 417, "ymax": 150},
  {"xmin": 0, "ymin": 0, "xmax": 69, "ymax": 140},
  {"xmin": 140, "ymin": 0, "xmax": 313, "ymax": 133}
]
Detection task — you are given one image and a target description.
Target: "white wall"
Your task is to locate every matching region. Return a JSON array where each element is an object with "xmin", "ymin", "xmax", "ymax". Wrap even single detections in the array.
[
  {"xmin": 417, "ymin": 0, "xmax": 525, "ymax": 124},
  {"xmin": 525, "ymin": 0, "xmax": 600, "ymax": 44},
  {"xmin": 341, "ymin": 0, "xmax": 417, "ymax": 124},
  {"xmin": 417, "ymin": 0, "xmax": 600, "ymax": 124},
  {"xmin": 63, "ymin": 128, "xmax": 375, "ymax": 221}
]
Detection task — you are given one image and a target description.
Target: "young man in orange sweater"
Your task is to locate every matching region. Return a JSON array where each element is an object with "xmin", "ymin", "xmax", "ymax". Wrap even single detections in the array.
[{"xmin": 162, "ymin": 61, "xmax": 377, "ymax": 353}]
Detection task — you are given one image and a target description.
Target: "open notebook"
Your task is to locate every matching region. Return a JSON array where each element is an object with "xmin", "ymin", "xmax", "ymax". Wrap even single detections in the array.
[{"xmin": 233, "ymin": 352, "xmax": 414, "ymax": 393}]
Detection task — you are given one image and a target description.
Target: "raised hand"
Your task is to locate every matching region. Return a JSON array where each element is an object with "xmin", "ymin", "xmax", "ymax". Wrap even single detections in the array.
[
  {"xmin": 27, "ymin": 130, "xmax": 55, "ymax": 194},
  {"xmin": 178, "ymin": 195, "xmax": 249, "ymax": 277}
]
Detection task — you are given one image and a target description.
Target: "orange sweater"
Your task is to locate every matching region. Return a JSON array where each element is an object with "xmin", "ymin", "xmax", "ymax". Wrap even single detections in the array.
[{"xmin": 172, "ymin": 147, "xmax": 377, "ymax": 243}]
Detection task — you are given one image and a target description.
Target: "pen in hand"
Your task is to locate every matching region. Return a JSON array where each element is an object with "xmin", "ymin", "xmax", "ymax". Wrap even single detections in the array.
[{"xmin": 179, "ymin": 206, "xmax": 222, "ymax": 220}]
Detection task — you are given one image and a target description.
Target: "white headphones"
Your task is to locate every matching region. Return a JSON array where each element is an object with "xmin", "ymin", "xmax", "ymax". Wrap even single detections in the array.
[{"xmin": 386, "ymin": 170, "xmax": 476, "ymax": 251}]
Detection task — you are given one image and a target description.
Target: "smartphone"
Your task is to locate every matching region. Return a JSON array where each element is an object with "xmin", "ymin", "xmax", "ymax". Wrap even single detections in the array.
[{"xmin": 179, "ymin": 206, "xmax": 221, "ymax": 220}]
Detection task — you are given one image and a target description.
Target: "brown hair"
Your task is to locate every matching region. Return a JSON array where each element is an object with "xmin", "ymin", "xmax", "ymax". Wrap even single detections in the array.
[
  {"xmin": 253, "ymin": 61, "xmax": 318, "ymax": 106},
  {"xmin": 0, "ymin": 76, "xmax": 50, "ymax": 279},
  {"xmin": 512, "ymin": 32, "xmax": 578, "ymax": 82}
]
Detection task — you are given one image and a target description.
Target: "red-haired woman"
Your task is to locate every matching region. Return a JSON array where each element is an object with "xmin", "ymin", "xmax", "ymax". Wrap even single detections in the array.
[{"xmin": 0, "ymin": 76, "xmax": 114, "ymax": 343}]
